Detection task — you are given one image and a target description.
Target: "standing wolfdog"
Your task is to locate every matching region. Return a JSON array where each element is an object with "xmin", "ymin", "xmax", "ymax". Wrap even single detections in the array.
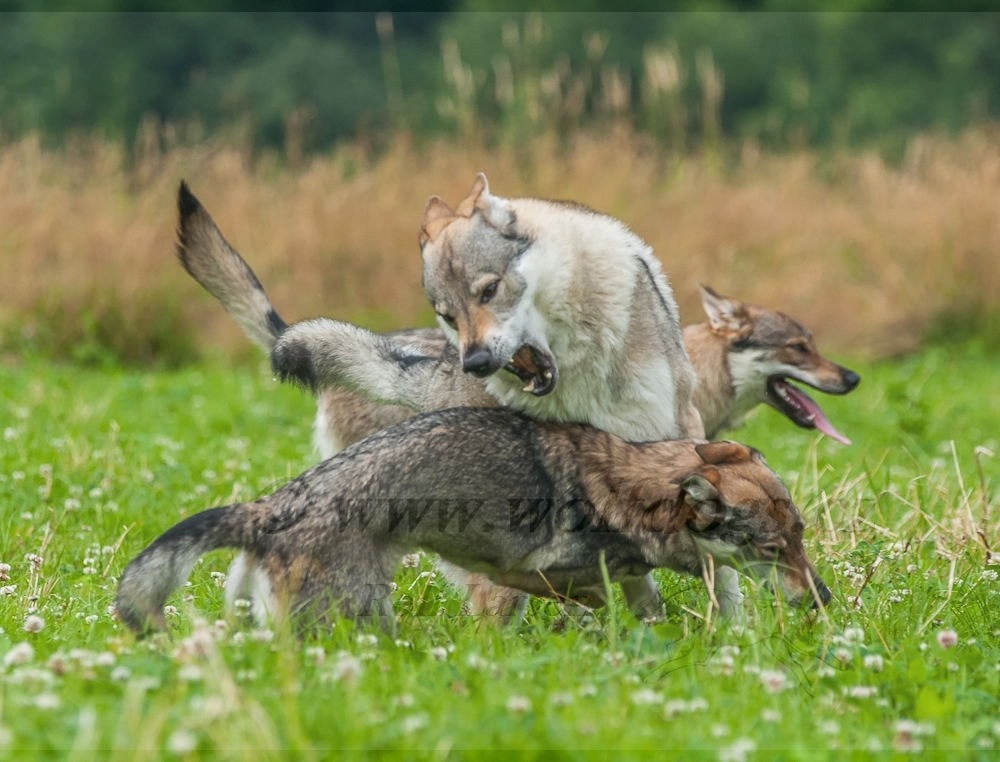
[{"xmin": 116, "ymin": 408, "xmax": 830, "ymax": 635}]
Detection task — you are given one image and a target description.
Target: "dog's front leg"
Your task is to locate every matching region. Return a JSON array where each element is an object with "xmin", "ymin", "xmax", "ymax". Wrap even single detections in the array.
[
  {"xmin": 714, "ymin": 565, "xmax": 745, "ymax": 630},
  {"xmin": 469, "ymin": 576, "xmax": 529, "ymax": 626},
  {"xmin": 620, "ymin": 574, "xmax": 665, "ymax": 620}
]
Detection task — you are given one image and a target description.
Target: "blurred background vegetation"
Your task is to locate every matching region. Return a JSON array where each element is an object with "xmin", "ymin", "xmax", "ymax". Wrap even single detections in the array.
[
  {"xmin": 2, "ymin": 6, "xmax": 1000, "ymax": 367},
  {"xmin": 4, "ymin": 7, "xmax": 1000, "ymax": 158}
]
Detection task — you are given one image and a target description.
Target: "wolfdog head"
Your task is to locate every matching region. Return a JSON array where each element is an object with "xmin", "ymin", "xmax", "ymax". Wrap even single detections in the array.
[
  {"xmin": 419, "ymin": 173, "xmax": 558, "ymax": 396},
  {"xmin": 677, "ymin": 441, "xmax": 830, "ymax": 607},
  {"xmin": 701, "ymin": 286, "xmax": 860, "ymax": 445}
]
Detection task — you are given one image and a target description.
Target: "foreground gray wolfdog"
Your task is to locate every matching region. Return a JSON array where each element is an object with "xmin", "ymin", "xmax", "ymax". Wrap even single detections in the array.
[
  {"xmin": 116, "ymin": 408, "xmax": 831, "ymax": 635},
  {"xmin": 175, "ymin": 179, "xmax": 858, "ymax": 618}
]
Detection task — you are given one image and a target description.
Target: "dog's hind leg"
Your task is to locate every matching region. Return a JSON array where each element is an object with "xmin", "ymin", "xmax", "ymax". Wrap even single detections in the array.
[
  {"xmin": 620, "ymin": 574, "xmax": 665, "ymax": 620},
  {"xmin": 714, "ymin": 566, "xmax": 746, "ymax": 630}
]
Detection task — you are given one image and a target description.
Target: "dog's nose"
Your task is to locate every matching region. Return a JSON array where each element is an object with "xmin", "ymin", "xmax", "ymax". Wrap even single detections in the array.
[
  {"xmin": 842, "ymin": 370, "xmax": 861, "ymax": 391},
  {"xmin": 462, "ymin": 348, "xmax": 496, "ymax": 377},
  {"xmin": 811, "ymin": 578, "xmax": 832, "ymax": 608}
]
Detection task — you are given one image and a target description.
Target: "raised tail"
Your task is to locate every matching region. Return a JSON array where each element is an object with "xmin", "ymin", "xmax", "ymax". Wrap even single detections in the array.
[
  {"xmin": 176, "ymin": 181, "xmax": 287, "ymax": 351},
  {"xmin": 116, "ymin": 503, "xmax": 256, "ymax": 633}
]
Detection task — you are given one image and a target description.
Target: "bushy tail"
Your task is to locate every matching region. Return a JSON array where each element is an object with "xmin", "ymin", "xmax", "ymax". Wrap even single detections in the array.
[
  {"xmin": 116, "ymin": 503, "xmax": 255, "ymax": 633},
  {"xmin": 176, "ymin": 181, "xmax": 287, "ymax": 351}
]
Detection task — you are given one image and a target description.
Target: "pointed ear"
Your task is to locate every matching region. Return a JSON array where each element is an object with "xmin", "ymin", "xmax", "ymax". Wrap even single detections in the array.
[
  {"xmin": 700, "ymin": 285, "xmax": 750, "ymax": 336},
  {"xmin": 420, "ymin": 195, "xmax": 457, "ymax": 247},
  {"xmin": 680, "ymin": 471, "xmax": 720, "ymax": 505},
  {"xmin": 695, "ymin": 441, "xmax": 752, "ymax": 465},
  {"xmin": 455, "ymin": 173, "xmax": 488, "ymax": 218},
  {"xmin": 456, "ymin": 172, "xmax": 516, "ymax": 232},
  {"xmin": 680, "ymin": 471, "xmax": 725, "ymax": 532}
]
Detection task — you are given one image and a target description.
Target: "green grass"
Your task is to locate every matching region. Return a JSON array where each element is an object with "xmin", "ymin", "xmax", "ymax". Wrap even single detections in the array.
[{"xmin": 1, "ymin": 347, "xmax": 999, "ymax": 758}]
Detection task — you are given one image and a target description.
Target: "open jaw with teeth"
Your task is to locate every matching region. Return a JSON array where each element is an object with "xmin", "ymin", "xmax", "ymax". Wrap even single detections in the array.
[
  {"xmin": 505, "ymin": 344, "xmax": 558, "ymax": 396},
  {"xmin": 766, "ymin": 377, "xmax": 852, "ymax": 445}
]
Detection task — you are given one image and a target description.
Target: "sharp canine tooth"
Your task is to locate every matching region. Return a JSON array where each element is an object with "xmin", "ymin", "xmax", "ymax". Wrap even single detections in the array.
[
  {"xmin": 523, "ymin": 378, "xmax": 536, "ymax": 392},
  {"xmin": 543, "ymin": 371, "xmax": 552, "ymax": 380}
]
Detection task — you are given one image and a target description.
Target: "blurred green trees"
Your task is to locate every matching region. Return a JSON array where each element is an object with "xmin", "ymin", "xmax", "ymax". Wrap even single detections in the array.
[{"xmin": 2, "ymin": 5, "xmax": 1000, "ymax": 154}]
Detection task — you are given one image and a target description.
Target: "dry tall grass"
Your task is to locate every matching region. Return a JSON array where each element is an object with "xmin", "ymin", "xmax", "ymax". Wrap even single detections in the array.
[{"xmin": 2, "ymin": 126, "xmax": 1000, "ymax": 364}]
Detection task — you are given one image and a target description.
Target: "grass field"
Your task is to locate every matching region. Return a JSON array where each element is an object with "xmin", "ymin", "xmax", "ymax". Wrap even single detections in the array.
[{"xmin": 1, "ymin": 346, "xmax": 1000, "ymax": 757}]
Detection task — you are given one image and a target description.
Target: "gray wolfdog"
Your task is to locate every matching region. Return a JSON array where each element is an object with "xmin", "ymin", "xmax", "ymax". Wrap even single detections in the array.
[{"xmin": 116, "ymin": 408, "xmax": 830, "ymax": 635}]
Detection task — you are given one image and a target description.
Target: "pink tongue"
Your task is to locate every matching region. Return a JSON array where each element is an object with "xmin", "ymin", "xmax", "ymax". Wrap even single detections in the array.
[{"xmin": 779, "ymin": 381, "xmax": 852, "ymax": 446}]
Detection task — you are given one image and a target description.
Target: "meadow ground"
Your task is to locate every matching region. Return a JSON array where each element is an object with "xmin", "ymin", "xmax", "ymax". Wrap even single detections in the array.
[{"xmin": 1, "ymin": 346, "xmax": 1000, "ymax": 758}]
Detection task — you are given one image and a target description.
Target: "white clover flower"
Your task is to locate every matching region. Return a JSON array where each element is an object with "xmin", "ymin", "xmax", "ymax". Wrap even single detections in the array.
[
  {"xmin": 429, "ymin": 646, "xmax": 448, "ymax": 661},
  {"xmin": 711, "ymin": 724, "xmax": 730, "ymax": 738},
  {"xmin": 85, "ymin": 615, "xmax": 98, "ymax": 624},
  {"xmin": 11, "ymin": 471, "xmax": 24, "ymax": 481},
  {"xmin": 761, "ymin": 709, "xmax": 781, "ymax": 722},
  {"xmin": 578, "ymin": 684, "xmax": 597, "ymax": 697},
  {"xmin": 331, "ymin": 654, "xmax": 362, "ymax": 683},
  {"xmin": 401, "ymin": 714, "xmax": 427, "ymax": 734},
  {"xmin": 834, "ymin": 648, "xmax": 853, "ymax": 664},
  {"xmin": 163, "ymin": 605, "xmax": 179, "ymax": 618},
  {"xmin": 357, "ymin": 634, "xmax": 378, "ymax": 647},
  {"xmin": 847, "ymin": 685, "xmax": 877, "ymax": 699},
  {"xmin": 210, "ymin": 571, "xmax": 227, "ymax": 588},
  {"xmin": 64, "ymin": 499, "xmax": 81, "ymax": 511},
  {"xmin": 818, "ymin": 720, "xmax": 840, "ymax": 735},
  {"xmin": 23, "ymin": 615, "xmax": 44, "ymax": 633},
  {"xmin": 842, "ymin": 627, "xmax": 865, "ymax": 646},
  {"xmin": 550, "ymin": 691, "xmax": 574, "ymax": 706},
  {"xmin": 305, "ymin": 646, "xmax": 325, "ymax": 665},
  {"xmin": 111, "ymin": 666, "xmax": 131, "ymax": 681},
  {"xmin": 894, "ymin": 719, "xmax": 934, "ymax": 751},
  {"xmin": 178, "ymin": 665, "xmax": 202, "ymax": 682},
  {"xmin": 0, "ymin": 563, "xmax": 10, "ymax": 582},
  {"xmin": 0, "ymin": 585, "xmax": 16, "ymax": 596},
  {"xmin": 863, "ymin": 654, "xmax": 884, "ymax": 672},
  {"xmin": 33, "ymin": 694, "xmax": 60, "ymax": 710},
  {"xmin": 936, "ymin": 630, "xmax": 958, "ymax": 649},
  {"xmin": 630, "ymin": 688, "xmax": 662, "ymax": 705},
  {"xmin": 46, "ymin": 652, "xmax": 70, "ymax": 675},
  {"xmin": 401, "ymin": 554, "xmax": 420, "ymax": 569},
  {"xmin": 760, "ymin": 669, "xmax": 788, "ymax": 693},
  {"xmin": 88, "ymin": 488, "xmax": 102, "ymax": 499},
  {"xmin": 3, "ymin": 427, "xmax": 18, "ymax": 441},
  {"xmin": 5, "ymin": 642, "xmax": 37, "ymax": 668},
  {"xmin": 506, "ymin": 695, "xmax": 531, "ymax": 714},
  {"xmin": 25, "ymin": 553, "xmax": 42, "ymax": 571},
  {"xmin": 894, "ymin": 720, "xmax": 934, "ymax": 736},
  {"xmin": 719, "ymin": 738, "xmax": 756, "ymax": 762},
  {"xmin": 166, "ymin": 729, "xmax": 198, "ymax": 755}
]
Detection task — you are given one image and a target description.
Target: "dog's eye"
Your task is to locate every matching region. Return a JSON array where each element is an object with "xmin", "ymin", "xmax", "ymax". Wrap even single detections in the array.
[
  {"xmin": 759, "ymin": 542, "xmax": 783, "ymax": 555},
  {"xmin": 438, "ymin": 313, "xmax": 457, "ymax": 330},
  {"xmin": 480, "ymin": 281, "xmax": 499, "ymax": 304},
  {"xmin": 790, "ymin": 341, "xmax": 809, "ymax": 354}
]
